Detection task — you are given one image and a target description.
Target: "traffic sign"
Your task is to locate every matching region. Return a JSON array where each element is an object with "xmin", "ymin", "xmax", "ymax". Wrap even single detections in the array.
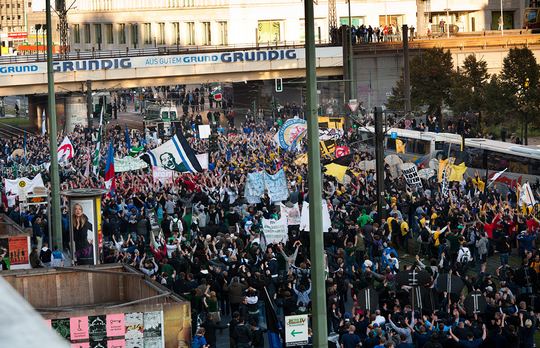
[
  {"xmin": 275, "ymin": 78, "xmax": 283, "ymax": 92},
  {"xmin": 285, "ymin": 314, "xmax": 308, "ymax": 347},
  {"xmin": 390, "ymin": 131, "xmax": 397, "ymax": 139},
  {"xmin": 348, "ymin": 99, "xmax": 359, "ymax": 112}
]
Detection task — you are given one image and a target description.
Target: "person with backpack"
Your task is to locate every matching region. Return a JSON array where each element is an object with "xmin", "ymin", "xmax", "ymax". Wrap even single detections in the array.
[{"xmin": 456, "ymin": 242, "xmax": 472, "ymax": 273}]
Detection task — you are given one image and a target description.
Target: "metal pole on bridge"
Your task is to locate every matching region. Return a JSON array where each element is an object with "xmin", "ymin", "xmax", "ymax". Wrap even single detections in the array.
[
  {"xmin": 45, "ymin": 0, "xmax": 63, "ymax": 251},
  {"xmin": 304, "ymin": 0, "xmax": 328, "ymax": 347}
]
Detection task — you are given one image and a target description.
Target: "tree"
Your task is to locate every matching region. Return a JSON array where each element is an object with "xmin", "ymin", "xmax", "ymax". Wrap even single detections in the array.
[
  {"xmin": 498, "ymin": 47, "xmax": 540, "ymax": 144},
  {"xmin": 386, "ymin": 48, "xmax": 454, "ymax": 125}
]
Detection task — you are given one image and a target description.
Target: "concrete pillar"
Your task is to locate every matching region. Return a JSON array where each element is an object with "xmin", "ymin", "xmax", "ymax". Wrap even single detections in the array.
[{"xmin": 64, "ymin": 95, "xmax": 88, "ymax": 132}]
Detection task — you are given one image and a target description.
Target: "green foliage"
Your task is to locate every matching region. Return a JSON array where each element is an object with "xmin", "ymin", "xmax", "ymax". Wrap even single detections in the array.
[{"xmin": 451, "ymin": 55, "xmax": 489, "ymax": 114}]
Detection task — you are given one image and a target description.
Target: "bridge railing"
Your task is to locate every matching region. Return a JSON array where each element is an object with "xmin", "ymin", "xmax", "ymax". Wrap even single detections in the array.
[{"xmin": 0, "ymin": 40, "xmax": 333, "ymax": 65}]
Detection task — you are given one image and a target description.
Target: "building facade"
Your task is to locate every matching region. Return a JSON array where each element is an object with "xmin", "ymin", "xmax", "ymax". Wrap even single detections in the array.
[
  {"xmin": 0, "ymin": 0, "xmax": 28, "ymax": 53},
  {"xmin": 23, "ymin": 0, "xmax": 526, "ymax": 53}
]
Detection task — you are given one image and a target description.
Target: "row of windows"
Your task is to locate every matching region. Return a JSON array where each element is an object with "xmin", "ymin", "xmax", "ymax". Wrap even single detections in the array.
[
  {"xmin": 0, "ymin": 15, "xmax": 22, "ymax": 20},
  {"xmin": 72, "ymin": 21, "xmax": 228, "ymax": 46}
]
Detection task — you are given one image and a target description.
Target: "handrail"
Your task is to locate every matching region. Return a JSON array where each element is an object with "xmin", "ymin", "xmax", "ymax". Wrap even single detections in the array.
[{"xmin": 0, "ymin": 40, "xmax": 334, "ymax": 65}]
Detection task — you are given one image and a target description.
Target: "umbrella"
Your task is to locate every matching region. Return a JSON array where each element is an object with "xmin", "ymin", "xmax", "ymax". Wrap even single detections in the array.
[
  {"xmin": 395, "ymin": 269, "xmax": 431, "ymax": 287},
  {"xmin": 411, "ymin": 286, "xmax": 436, "ymax": 311},
  {"xmin": 464, "ymin": 291, "xmax": 487, "ymax": 315},
  {"xmin": 436, "ymin": 273, "xmax": 465, "ymax": 295},
  {"xmin": 418, "ymin": 168, "xmax": 436, "ymax": 181},
  {"xmin": 356, "ymin": 287, "xmax": 379, "ymax": 312}
]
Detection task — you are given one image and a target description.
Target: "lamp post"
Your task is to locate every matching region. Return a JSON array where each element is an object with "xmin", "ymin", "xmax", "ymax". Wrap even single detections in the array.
[
  {"xmin": 45, "ymin": 0, "xmax": 63, "ymax": 251},
  {"xmin": 304, "ymin": 0, "xmax": 328, "ymax": 346},
  {"xmin": 347, "ymin": 0, "xmax": 355, "ymax": 109},
  {"xmin": 500, "ymin": 0, "xmax": 504, "ymax": 36}
]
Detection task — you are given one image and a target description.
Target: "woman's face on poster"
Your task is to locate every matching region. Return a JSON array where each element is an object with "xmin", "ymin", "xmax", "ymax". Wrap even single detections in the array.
[{"xmin": 74, "ymin": 204, "xmax": 83, "ymax": 218}]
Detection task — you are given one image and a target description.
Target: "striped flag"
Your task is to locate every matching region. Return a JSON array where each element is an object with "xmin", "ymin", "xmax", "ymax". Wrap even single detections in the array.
[
  {"xmin": 145, "ymin": 134, "xmax": 202, "ymax": 172},
  {"xmin": 92, "ymin": 107, "xmax": 104, "ymax": 175},
  {"xmin": 104, "ymin": 141, "xmax": 116, "ymax": 194}
]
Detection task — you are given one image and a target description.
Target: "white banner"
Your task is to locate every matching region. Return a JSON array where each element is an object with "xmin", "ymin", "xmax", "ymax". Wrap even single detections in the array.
[
  {"xmin": 152, "ymin": 166, "xmax": 174, "ymax": 184},
  {"xmin": 401, "ymin": 163, "xmax": 422, "ymax": 189},
  {"xmin": 280, "ymin": 203, "xmax": 301, "ymax": 226},
  {"xmin": 262, "ymin": 215, "xmax": 289, "ymax": 244},
  {"xmin": 299, "ymin": 201, "xmax": 331, "ymax": 232},
  {"xmin": 4, "ymin": 174, "xmax": 45, "ymax": 196},
  {"xmin": 114, "ymin": 156, "xmax": 148, "ymax": 172},
  {"xmin": 198, "ymin": 125, "xmax": 211, "ymax": 139}
]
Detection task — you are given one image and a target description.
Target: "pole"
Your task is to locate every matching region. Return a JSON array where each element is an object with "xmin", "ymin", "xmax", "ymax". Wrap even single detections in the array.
[
  {"xmin": 348, "ymin": 0, "xmax": 354, "ymax": 105},
  {"xmin": 374, "ymin": 107, "xmax": 386, "ymax": 222},
  {"xmin": 446, "ymin": 0, "xmax": 450, "ymax": 38},
  {"xmin": 500, "ymin": 0, "xmax": 504, "ymax": 36},
  {"xmin": 402, "ymin": 24, "xmax": 411, "ymax": 114},
  {"xmin": 304, "ymin": 0, "xmax": 328, "ymax": 346},
  {"xmin": 46, "ymin": 0, "xmax": 63, "ymax": 251},
  {"xmin": 86, "ymin": 80, "xmax": 93, "ymax": 128}
]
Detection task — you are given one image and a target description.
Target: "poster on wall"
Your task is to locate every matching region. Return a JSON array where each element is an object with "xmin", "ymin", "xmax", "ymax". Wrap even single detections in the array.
[
  {"xmin": 106, "ymin": 339, "xmax": 126, "ymax": 348},
  {"xmin": 163, "ymin": 303, "xmax": 191, "ymax": 348},
  {"xmin": 124, "ymin": 312, "xmax": 144, "ymax": 344},
  {"xmin": 70, "ymin": 316, "xmax": 90, "ymax": 341},
  {"xmin": 70, "ymin": 199, "xmax": 96, "ymax": 265},
  {"xmin": 106, "ymin": 313, "xmax": 125, "ymax": 338},
  {"xmin": 143, "ymin": 311, "xmax": 162, "ymax": 338},
  {"xmin": 89, "ymin": 315, "xmax": 107, "ymax": 340},
  {"xmin": 52, "ymin": 318, "xmax": 71, "ymax": 340},
  {"xmin": 8, "ymin": 236, "xmax": 29, "ymax": 265},
  {"xmin": 71, "ymin": 343, "xmax": 90, "ymax": 348},
  {"xmin": 95, "ymin": 197, "xmax": 103, "ymax": 264}
]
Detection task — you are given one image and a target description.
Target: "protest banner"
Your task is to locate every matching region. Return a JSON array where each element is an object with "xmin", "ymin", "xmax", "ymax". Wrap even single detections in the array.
[
  {"xmin": 299, "ymin": 202, "xmax": 331, "ymax": 232},
  {"xmin": 262, "ymin": 215, "xmax": 289, "ymax": 244},
  {"xmin": 115, "ymin": 157, "xmax": 148, "ymax": 173}
]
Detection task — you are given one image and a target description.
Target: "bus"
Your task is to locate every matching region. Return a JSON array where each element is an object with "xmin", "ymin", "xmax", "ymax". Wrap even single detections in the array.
[{"xmin": 357, "ymin": 126, "xmax": 540, "ymax": 186}]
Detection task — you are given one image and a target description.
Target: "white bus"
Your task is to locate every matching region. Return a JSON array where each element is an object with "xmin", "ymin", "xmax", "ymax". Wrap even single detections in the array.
[{"xmin": 357, "ymin": 127, "xmax": 540, "ymax": 186}]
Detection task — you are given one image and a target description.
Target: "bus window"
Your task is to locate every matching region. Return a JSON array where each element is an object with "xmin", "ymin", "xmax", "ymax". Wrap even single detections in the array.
[
  {"xmin": 530, "ymin": 158, "xmax": 540, "ymax": 175},
  {"xmin": 435, "ymin": 141, "xmax": 445, "ymax": 151},
  {"xmin": 415, "ymin": 140, "xmax": 430, "ymax": 155},
  {"xmin": 161, "ymin": 111, "xmax": 169, "ymax": 120},
  {"xmin": 170, "ymin": 111, "xmax": 177, "ymax": 120},
  {"xmin": 387, "ymin": 138, "xmax": 396, "ymax": 151}
]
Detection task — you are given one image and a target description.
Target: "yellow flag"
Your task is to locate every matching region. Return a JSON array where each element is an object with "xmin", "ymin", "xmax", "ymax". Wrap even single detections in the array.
[
  {"xmin": 472, "ymin": 177, "xmax": 485, "ymax": 192},
  {"xmin": 396, "ymin": 139, "xmax": 406, "ymax": 154},
  {"xmin": 438, "ymin": 159, "xmax": 449, "ymax": 183},
  {"xmin": 449, "ymin": 162, "xmax": 467, "ymax": 182},
  {"xmin": 324, "ymin": 163, "xmax": 348, "ymax": 182},
  {"xmin": 295, "ymin": 153, "xmax": 308, "ymax": 166}
]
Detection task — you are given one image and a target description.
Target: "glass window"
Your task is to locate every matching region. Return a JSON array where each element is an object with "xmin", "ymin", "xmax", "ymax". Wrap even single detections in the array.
[
  {"xmin": 84, "ymin": 23, "xmax": 91, "ymax": 43},
  {"xmin": 119, "ymin": 23, "xmax": 126, "ymax": 44},
  {"xmin": 131, "ymin": 24, "xmax": 139, "ymax": 45},
  {"xmin": 258, "ymin": 20, "xmax": 281, "ymax": 43},
  {"xmin": 94, "ymin": 24, "xmax": 102, "ymax": 44},
  {"xmin": 339, "ymin": 17, "xmax": 366, "ymax": 26},
  {"xmin": 202, "ymin": 22, "xmax": 211, "ymax": 45},
  {"xmin": 172, "ymin": 22, "xmax": 180, "ymax": 45},
  {"xmin": 143, "ymin": 23, "xmax": 152, "ymax": 44},
  {"xmin": 218, "ymin": 21, "xmax": 227, "ymax": 45},
  {"xmin": 73, "ymin": 24, "xmax": 80, "ymax": 44},
  {"xmin": 105, "ymin": 24, "xmax": 113, "ymax": 44},
  {"xmin": 186, "ymin": 22, "xmax": 195, "ymax": 45},
  {"xmin": 158, "ymin": 22, "xmax": 165, "ymax": 45}
]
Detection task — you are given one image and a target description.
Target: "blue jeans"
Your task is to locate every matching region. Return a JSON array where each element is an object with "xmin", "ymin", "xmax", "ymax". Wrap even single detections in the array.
[{"xmin": 500, "ymin": 253, "xmax": 509, "ymax": 266}]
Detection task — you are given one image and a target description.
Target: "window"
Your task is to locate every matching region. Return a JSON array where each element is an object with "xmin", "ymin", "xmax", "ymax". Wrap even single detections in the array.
[
  {"xmin": 94, "ymin": 24, "xmax": 102, "ymax": 44},
  {"xmin": 119, "ymin": 23, "xmax": 126, "ymax": 44},
  {"xmin": 218, "ymin": 21, "xmax": 227, "ymax": 45},
  {"xmin": 257, "ymin": 20, "xmax": 281, "ymax": 43},
  {"xmin": 84, "ymin": 23, "xmax": 91, "ymax": 43},
  {"xmin": 105, "ymin": 24, "xmax": 113, "ymax": 44},
  {"xmin": 379, "ymin": 15, "xmax": 404, "ymax": 27},
  {"xmin": 157, "ymin": 22, "xmax": 165, "ymax": 45},
  {"xmin": 202, "ymin": 22, "xmax": 211, "ymax": 45},
  {"xmin": 131, "ymin": 24, "xmax": 138, "ymax": 46},
  {"xmin": 143, "ymin": 23, "xmax": 152, "ymax": 44},
  {"xmin": 186, "ymin": 22, "xmax": 195, "ymax": 45},
  {"xmin": 73, "ymin": 24, "xmax": 80, "ymax": 44},
  {"xmin": 339, "ymin": 16, "xmax": 366, "ymax": 26},
  {"xmin": 172, "ymin": 22, "xmax": 180, "ymax": 45}
]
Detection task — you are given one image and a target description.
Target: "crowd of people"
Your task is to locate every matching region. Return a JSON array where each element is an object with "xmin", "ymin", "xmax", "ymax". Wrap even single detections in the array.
[{"xmin": 1, "ymin": 106, "xmax": 539, "ymax": 348}]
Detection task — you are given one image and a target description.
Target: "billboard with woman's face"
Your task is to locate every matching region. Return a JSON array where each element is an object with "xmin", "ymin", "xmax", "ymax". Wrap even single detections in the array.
[{"xmin": 70, "ymin": 199, "xmax": 96, "ymax": 265}]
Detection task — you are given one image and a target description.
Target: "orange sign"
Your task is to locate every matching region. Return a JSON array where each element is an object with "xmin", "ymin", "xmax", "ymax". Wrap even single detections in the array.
[{"xmin": 8, "ymin": 236, "xmax": 29, "ymax": 265}]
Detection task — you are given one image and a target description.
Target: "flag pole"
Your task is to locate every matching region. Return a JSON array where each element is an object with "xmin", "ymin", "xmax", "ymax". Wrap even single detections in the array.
[{"xmin": 45, "ymin": 0, "xmax": 63, "ymax": 251}]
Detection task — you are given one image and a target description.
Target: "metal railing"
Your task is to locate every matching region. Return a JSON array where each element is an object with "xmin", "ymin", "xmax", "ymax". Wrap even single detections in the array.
[{"xmin": 0, "ymin": 40, "xmax": 333, "ymax": 65}]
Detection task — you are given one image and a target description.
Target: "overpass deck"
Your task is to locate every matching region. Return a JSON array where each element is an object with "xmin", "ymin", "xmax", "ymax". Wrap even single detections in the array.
[{"xmin": 353, "ymin": 33, "xmax": 540, "ymax": 54}]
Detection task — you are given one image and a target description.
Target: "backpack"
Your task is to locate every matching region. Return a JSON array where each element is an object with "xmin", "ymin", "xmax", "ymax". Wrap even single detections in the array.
[{"xmin": 459, "ymin": 247, "xmax": 471, "ymax": 263}]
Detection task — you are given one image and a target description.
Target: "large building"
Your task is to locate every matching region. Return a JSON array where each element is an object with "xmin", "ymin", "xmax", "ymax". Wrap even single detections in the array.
[
  {"xmin": 23, "ymin": 0, "xmax": 526, "ymax": 53},
  {"xmin": 0, "ymin": 0, "xmax": 28, "ymax": 53}
]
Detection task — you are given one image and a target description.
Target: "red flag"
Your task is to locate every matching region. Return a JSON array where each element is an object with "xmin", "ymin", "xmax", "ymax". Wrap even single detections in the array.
[{"xmin": 335, "ymin": 146, "xmax": 350, "ymax": 158}]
